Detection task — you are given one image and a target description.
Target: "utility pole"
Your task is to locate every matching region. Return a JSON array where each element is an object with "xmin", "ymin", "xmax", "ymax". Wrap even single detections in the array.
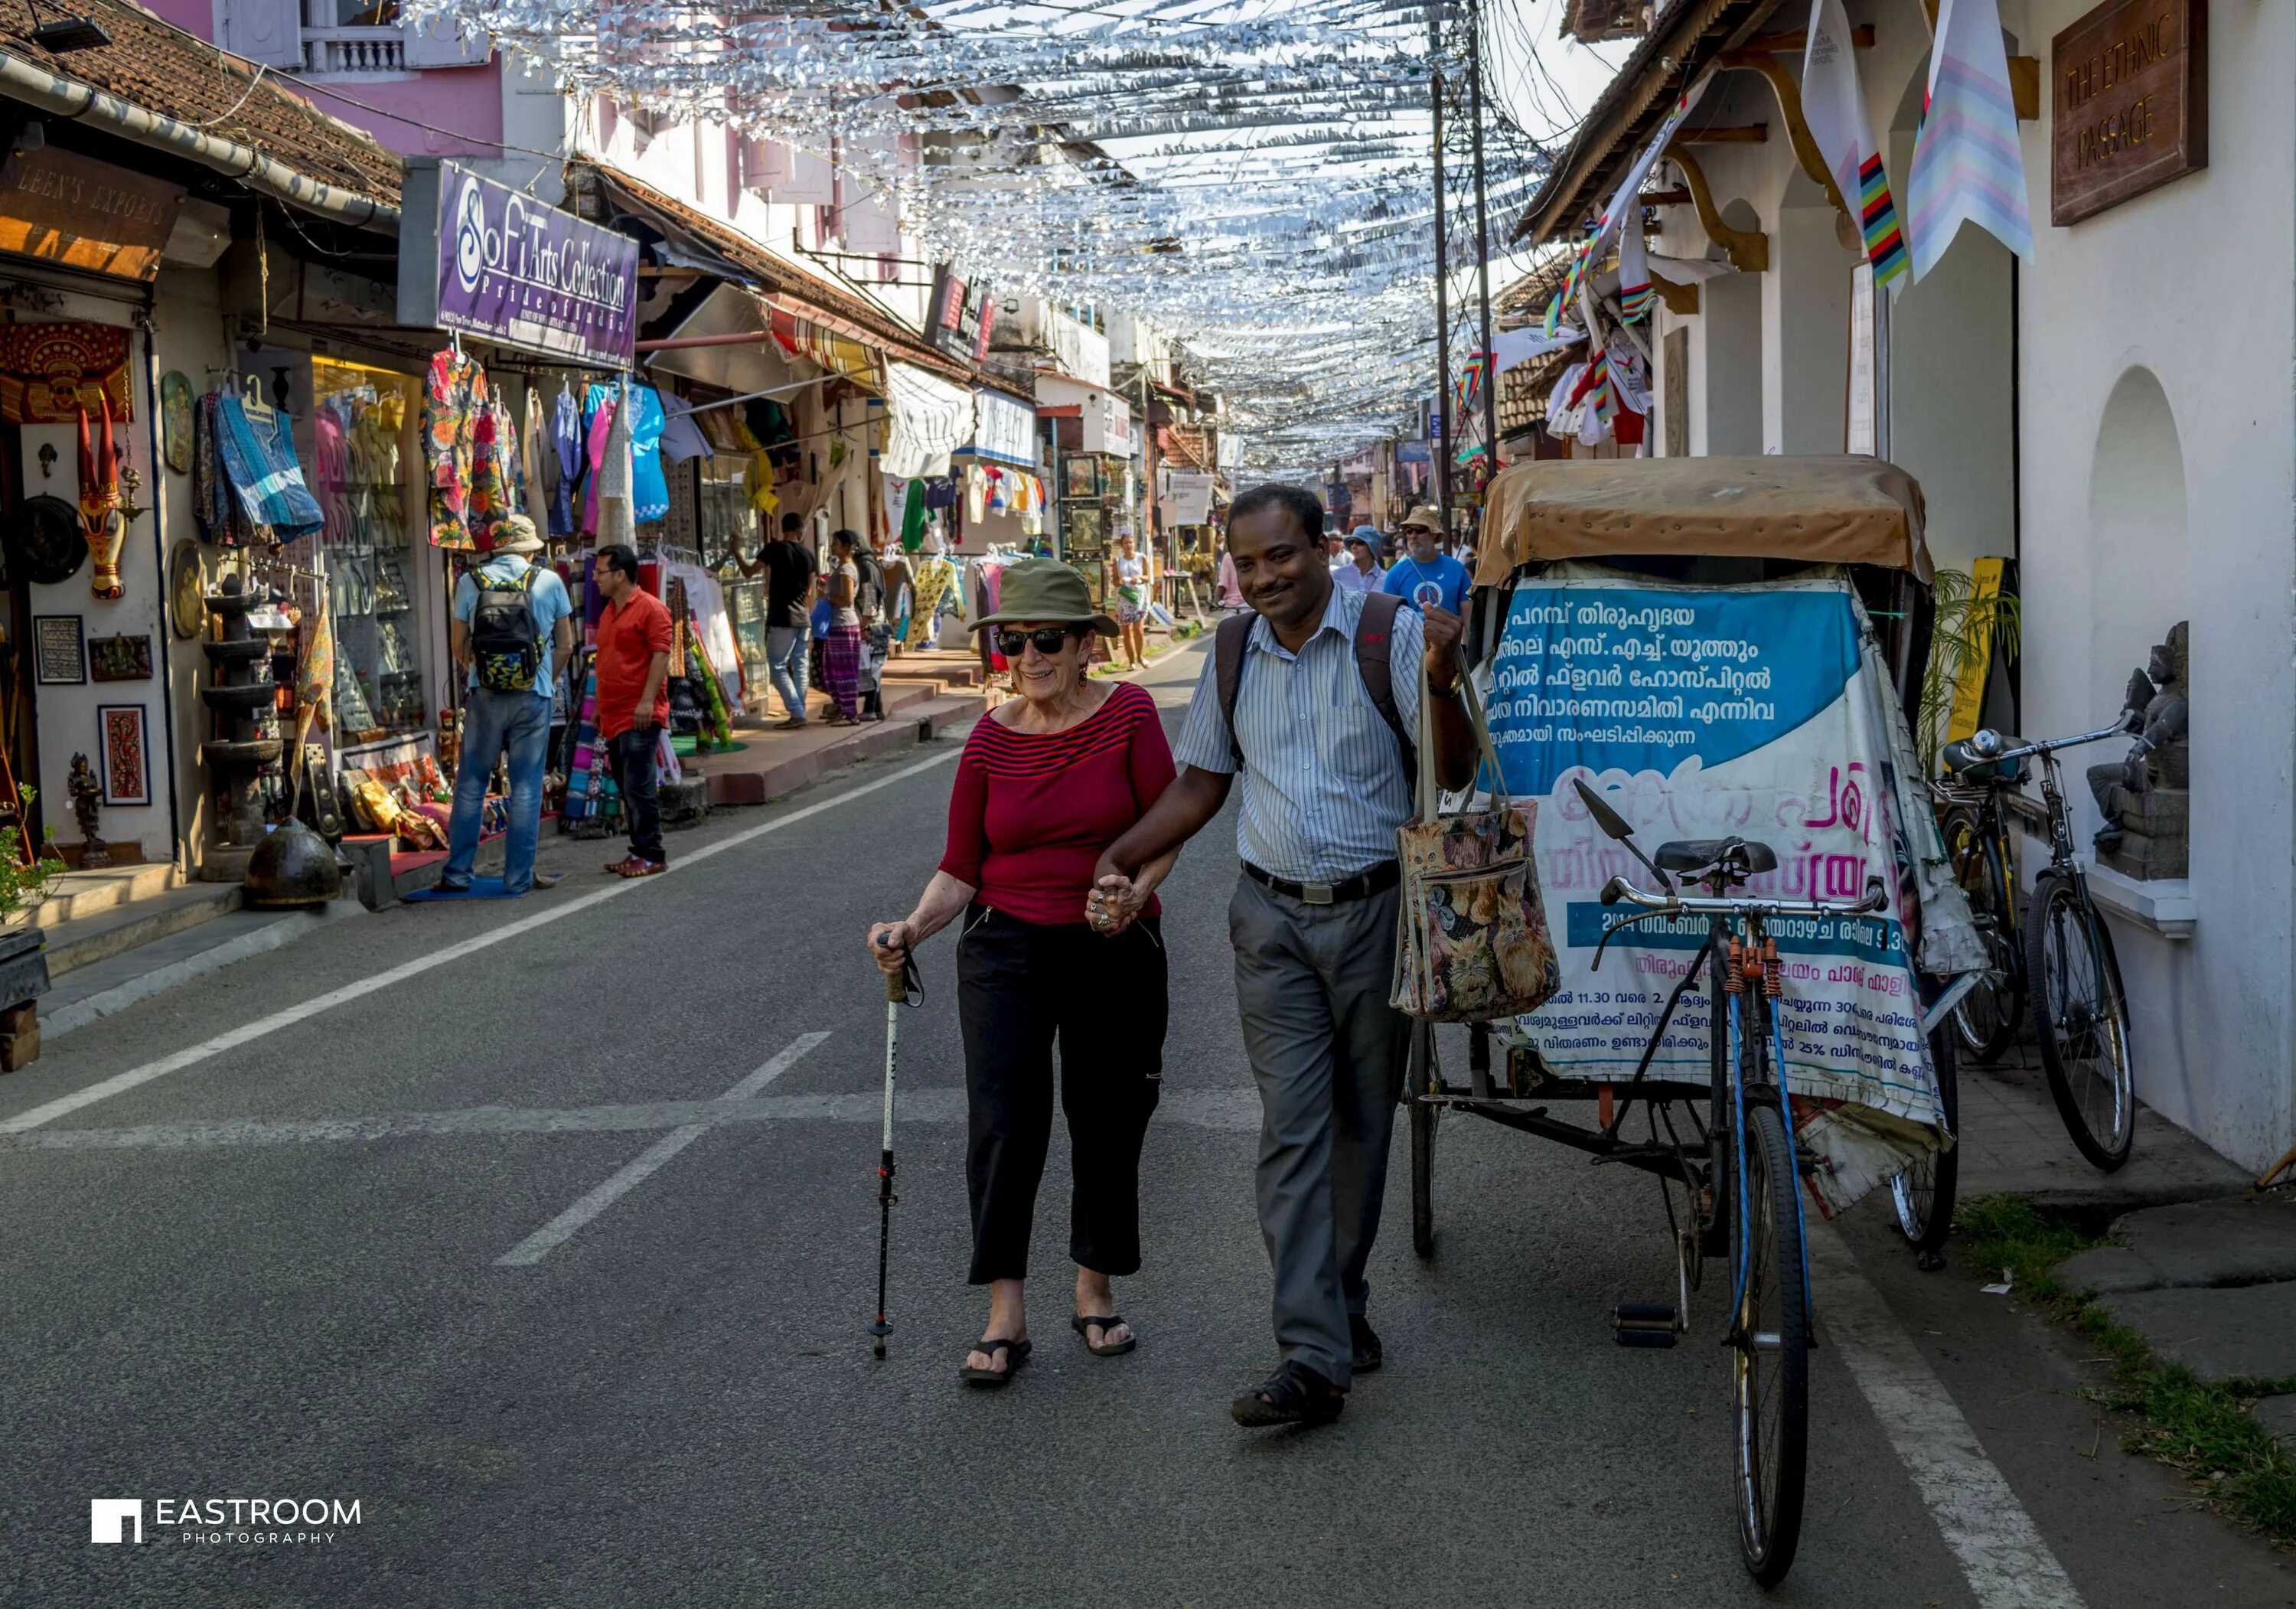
[
  {"xmin": 1427, "ymin": 0, "xmax": 1453, "ymax": 544},
  {"xmin": 1467, "ymin": 0, "xmax": 1501, "ymax": 500}
]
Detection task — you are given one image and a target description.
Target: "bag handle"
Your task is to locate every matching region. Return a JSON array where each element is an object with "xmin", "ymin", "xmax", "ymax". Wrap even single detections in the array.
[{"xmin": 1417, "ymin": 637, "xmax": 1509, "ymax": 821}]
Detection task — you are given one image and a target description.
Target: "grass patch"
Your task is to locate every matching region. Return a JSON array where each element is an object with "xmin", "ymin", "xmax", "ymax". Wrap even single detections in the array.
[{"xmin": 1955, "ymin": 1192, "xmax": 2296, "ymax": 1545}]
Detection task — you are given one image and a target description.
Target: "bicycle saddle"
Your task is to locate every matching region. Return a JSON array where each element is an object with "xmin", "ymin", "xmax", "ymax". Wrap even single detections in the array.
[{"xmin": 1654, "ymin": 837, "xmax": 1779, "ymax": 875}]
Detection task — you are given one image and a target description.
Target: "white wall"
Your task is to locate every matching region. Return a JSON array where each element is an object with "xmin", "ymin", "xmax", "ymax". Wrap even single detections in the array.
[{"xmin": 2007, "ymin": 0, "xmax": 2296, "ymax": 1169}]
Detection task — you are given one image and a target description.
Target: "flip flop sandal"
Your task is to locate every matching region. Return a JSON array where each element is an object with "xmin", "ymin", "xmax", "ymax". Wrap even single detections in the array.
[
  {"xmin": 959, "ymin": 1336, "xmax": 1031, "ymax": 1389},
  {"xmin": 1071, "ymin": 1314, "xmax": 1137, "ymax": 1358},
  {"xmin": 1230, "ymin": 1360, "xmax": 1345, "ymax": 1428}
]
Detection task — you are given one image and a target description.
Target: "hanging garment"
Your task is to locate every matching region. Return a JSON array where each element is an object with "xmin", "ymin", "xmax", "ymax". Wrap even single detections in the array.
[
  {"xmin": 628, "ymin": 385, "xmax": 670, "ymax": 523},
  {"xmin": 965, "ymin": 464, "xmax": 987, "ymax": 524},
  {"xmin": 551, "ymin": 383, "xmax": 582, "ymax": 537},
  {"xmin": 900, "ymin": 478, "xmax": 928, "ymax": 551},
  {"xmin": 595, "ymin": 383, "xmax": 636, "ymax": 548},
  {"xmin": 521, "ymin": 385, "xmax": 551, "ymax": 532},
  {"xmin": 659, "ymin": 405, "xmax": 711, "ymax": 464},
  {"xmin": 213, "ymin": 391, "xmax": 325, "ymax": 539},
  {"xmin": 582, "ymin": 387, "xmax": 617, "ymax": 537},
  {"xmin": 470, "ymin": 398, "xmax": 514, "ymax": 551},
  {"xmin": 423, "ymin": 348, "xmax": 490, "ymax": 550}
]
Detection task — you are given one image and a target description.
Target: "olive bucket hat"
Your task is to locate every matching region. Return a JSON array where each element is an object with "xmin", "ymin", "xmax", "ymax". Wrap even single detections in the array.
[{"xmin": 970, "ymin": 556, "xmax": 1118, "ymax": 636}]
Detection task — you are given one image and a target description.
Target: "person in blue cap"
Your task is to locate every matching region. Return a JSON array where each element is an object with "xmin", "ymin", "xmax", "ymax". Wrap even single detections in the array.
[
  {"xmin": 1330, "ymin": 525, "xmax": 1385, "ymax": 594},
  {"xmin": 1381, "ymin": 505, "xmax": 1471, "ymax": 615}
]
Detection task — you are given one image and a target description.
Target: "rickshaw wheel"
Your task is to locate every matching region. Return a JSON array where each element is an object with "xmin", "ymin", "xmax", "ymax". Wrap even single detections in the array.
[
  {"xmin": 1733, "ymin": 1102, "xmax": 1809, "ymax": 1588},
  {"xmin": 1891, "ymin": 1026, "xmax": 1960, "ymax": 1265}
]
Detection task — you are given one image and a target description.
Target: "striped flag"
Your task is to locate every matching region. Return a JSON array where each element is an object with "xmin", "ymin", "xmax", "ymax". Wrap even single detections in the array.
[
  {"xmin": 1801, "ymin": 0, "xmax": 1906, "ymax": 286},
  {"xmin": 1906, "ymin": 0, "xmax": 2032, "ymax": 281}
]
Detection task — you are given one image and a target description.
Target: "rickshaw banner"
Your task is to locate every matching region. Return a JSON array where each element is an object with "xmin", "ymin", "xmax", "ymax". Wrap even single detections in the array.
[{"xmin": 1479, "ymin": 566, "xmax": 1980, "ymax": 1212}]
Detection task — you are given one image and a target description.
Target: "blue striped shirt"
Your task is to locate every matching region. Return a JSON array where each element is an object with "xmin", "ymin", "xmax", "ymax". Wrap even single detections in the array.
[{"xmin": 1174, "ymin": 586, "xmax": 1423, "ymax": 881}]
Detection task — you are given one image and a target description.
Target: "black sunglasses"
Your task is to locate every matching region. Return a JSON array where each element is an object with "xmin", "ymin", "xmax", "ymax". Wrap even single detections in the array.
[{"xmin": 996, "ymin": 627, "xmax": 1076, "ymax": 658}]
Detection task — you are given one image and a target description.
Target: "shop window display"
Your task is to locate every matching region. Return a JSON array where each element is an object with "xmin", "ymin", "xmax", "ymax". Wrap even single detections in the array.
[{"xmin": 311, "ymin": 358, "xmax": 426, "ymax": 739}]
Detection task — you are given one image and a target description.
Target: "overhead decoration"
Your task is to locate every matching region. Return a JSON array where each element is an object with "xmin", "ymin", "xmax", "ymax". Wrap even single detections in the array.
[
  {"xmin": 1907, "ymin": 0, "xmax": 2033, "ymax": 280},
  {"xmin": 1802, "ymin": 0, "xmax": 1907, "ymax": 287},
  {"xmin": 397, "ymin": 0, "xmax": 1556, "ymax": 476}
]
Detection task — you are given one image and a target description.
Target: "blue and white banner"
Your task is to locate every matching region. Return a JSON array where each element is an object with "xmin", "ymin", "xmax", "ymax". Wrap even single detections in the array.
[{"xmin": 1479, "ymin": 566, "xmax": 1982, "ymax": 1212}]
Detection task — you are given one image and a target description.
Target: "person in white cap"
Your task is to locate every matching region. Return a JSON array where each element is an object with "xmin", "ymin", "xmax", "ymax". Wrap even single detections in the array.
[{"xmin": 438, "ymin": 514, "xmax": 573, "ymax": 895}]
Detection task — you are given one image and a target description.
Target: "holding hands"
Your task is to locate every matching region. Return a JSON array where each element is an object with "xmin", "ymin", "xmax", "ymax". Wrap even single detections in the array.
[{"xmin": 1088, "ymin": 874, "xmax": 1147, "ymax": 937}]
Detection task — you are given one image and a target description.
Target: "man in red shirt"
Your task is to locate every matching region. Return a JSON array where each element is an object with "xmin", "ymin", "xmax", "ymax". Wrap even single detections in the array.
[{"xmin": 592, "ymin": 544, "xmax": 673, "ymax": 876}]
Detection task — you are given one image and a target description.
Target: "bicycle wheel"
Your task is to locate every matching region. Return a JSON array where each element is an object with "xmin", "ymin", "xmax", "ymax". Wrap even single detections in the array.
[
  {"xmin": 1733, "ymin": 1101, "xmax": 1811, "ymax": 1587},
  {"xmin": 1942, "ymin": 810, "xmax": 2021, "ymax": 1062},
  {"xmin": 1408, "ymin": 1024, "xmax": 1437, "ymax": 1260},
  {"xmin": 2026, "ymin": 873, "xmax": 2135, "ymax": 1170},
  {"xmin": 1890, "ymin": 1026, "xmax": 1960, "ymax": 1264}
]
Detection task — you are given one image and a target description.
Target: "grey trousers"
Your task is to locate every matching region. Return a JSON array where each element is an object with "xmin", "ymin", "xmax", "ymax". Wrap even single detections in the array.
[{"xmin": 1229, "ymin": 872, "xmax": 1411, "ymax": 1389}]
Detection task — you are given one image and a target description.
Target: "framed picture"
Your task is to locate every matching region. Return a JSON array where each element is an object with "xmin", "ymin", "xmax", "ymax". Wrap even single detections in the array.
[
  {"xmin": 33, "ymin": 615, "xmax": 83, "ymax": 684},
  {"xmin": 96, "ymin": 704, "xmax": 148, "ymax": 807},
  {"xmin": 1062, "ymin": 455, "xmax": 1100, "ymax": 500},
  {"xmin": 89, "ymin": 632, "xmax": 153, "ymax": 682}
]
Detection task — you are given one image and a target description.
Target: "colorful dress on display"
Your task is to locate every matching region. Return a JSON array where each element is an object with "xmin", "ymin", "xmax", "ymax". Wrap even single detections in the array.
[
  {"xmin": 628, "ymin": 385, "xmax": 670, "ymax": 524},
  {"xmin": 550, "ymin": 384, "xmax": 582, "ymax": 537},
  {"xmin": 423, "ymin": 348, "xmax": 488, "ymax": 550}
]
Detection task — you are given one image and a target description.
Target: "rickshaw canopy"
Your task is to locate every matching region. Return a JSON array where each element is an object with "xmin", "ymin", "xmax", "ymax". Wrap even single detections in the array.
[{"xmin": 1473, "ymin": 455, "xmax": 1934, "ymax": 587}]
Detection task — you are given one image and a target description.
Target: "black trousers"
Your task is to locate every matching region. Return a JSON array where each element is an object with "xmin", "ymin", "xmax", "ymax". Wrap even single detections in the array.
[
  {"xmin": 956, "ymin": 905, "xmax": 1166, "ymax": 1284},
  {"xmin": 609, "ymin": 729, "xmax": 664, "ymax": 863}
]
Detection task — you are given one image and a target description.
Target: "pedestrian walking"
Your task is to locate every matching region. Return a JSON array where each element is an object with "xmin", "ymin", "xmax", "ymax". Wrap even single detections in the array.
[
  {"xmin": 1382, "ymin": 506, "xmax": 1472, "ymax": 615},
  {"xmin": 438, "ymin": 514, "xmax": 573, "ymax": 896},
  {"xmin": 866, "ymin": 557, "xmax": 1182, "ymax": 1389},
  {"xmin": 592, "ymin": 543, "xmax": 673, "ymax": 878},
  {"xmin": 1331, "ymin": 525, "xmax": 1385, "ymax": 593},
  {"xmin": 821, "ymin": 529, "xmax": 867, "ymax": 725},
  {"xmin": 1095, "ymin": 482, "xmax": 1474, "ymax": 1428},
  {"xmin": 740, "ymin": 511, "xmax": 816, "ymax": 729},
  {"xmin": 1216, "ymin": 539, "xmax": 1247, "ymax": 612},
  {"xmin": 1113, "ymin": 533, "xmax": 1150, "ymax": 669}
]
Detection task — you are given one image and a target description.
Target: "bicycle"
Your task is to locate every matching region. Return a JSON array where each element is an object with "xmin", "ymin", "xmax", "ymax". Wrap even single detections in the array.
[
  {"xmin": 1581, "ymin": 779, "xmax": 1888, "ymax": 1586},
  {"xmin": 1936, "ymin": 723, "xmax": 2136, "ymax": 1170}
]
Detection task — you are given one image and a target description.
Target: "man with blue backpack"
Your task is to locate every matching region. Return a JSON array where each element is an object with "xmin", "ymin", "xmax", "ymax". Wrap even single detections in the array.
[{"xmin": 437, "ymin": 514, "xmax": 574, "ymax": 896}]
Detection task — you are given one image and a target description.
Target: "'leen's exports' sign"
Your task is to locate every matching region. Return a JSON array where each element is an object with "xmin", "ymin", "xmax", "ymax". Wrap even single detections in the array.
[
  {"xmin": 399, "ymin": 160, "xmax": 640, "ymax": 367},
  {"xmin": 2051, "ymin": 0, "xmax": 2206, "ymax": 226}
]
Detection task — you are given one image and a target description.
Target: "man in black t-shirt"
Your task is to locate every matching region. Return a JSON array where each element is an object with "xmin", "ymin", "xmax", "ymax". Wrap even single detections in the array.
[{"xmin": 743, "ymin": 512, "xmax": 818, "ymax": 727}]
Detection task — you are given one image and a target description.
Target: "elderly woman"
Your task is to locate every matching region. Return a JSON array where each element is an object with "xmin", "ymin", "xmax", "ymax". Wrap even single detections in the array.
[{"xmin": 867, "ymin": 559, "xmax": 1179, "ymax": 1389}]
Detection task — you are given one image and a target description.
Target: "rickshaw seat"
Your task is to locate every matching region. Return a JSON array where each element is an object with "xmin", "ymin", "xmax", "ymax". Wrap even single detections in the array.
[{"xmin": 1655, "ymin": 837, "xmax": 1779, "ymax": 876}]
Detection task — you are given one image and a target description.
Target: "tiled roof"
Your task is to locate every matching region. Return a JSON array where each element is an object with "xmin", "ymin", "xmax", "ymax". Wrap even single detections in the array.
[
  {"xmin": 0, "ymin": 0, "xmax": 400, "ymax": 208},
  {"xmin": 1158, "ymin": 423, "xmax": 1208, "ymax": 469}
]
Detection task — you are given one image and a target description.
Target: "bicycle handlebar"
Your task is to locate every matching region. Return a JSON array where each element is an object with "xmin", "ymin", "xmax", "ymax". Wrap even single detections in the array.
[
  {"xmin": 1975, "ymin": 721, "xmax": 2127, "ymax": 766},
  {"xmin": 1600, "ymin": 875, "xmax": 1889, "ymax": 920}
]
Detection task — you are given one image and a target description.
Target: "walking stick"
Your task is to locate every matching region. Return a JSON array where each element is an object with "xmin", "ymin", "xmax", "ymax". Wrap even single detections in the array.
[{"xmin": 870, "ymin": 936, "xmax": 922, "ymax": 1359}]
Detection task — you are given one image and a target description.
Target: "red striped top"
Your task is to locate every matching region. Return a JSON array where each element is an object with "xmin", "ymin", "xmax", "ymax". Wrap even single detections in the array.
[{"xmin": 939, "ymin": 680, "xmax": 1177, "ymax": 927}]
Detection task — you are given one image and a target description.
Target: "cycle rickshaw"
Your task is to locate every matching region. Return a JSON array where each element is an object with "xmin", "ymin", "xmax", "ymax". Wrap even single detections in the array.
[{"xmin": 1414, "ymin": 456, "xmax": 1981, "ymax": 1588}]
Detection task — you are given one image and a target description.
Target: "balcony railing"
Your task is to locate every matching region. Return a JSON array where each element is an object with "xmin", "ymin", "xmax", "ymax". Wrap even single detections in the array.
[{"xmin": 302, "ymin": 28, "xmax": 406, "ymax": 74}]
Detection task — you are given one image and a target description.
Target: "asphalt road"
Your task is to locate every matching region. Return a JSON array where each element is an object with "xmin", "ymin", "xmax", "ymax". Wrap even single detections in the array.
[{"xmin": 2, "ymin": 643, "xmax": 2290, "ymax": 1608}]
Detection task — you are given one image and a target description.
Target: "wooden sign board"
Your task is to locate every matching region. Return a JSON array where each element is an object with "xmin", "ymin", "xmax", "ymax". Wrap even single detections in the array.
[
  {"xmin": 2052, "ymin": 0, "xmax": 2206, "ymax": 226},
  {"xmin": 0, "ymin": 146, "xmax": 184, "ymax": 282}
]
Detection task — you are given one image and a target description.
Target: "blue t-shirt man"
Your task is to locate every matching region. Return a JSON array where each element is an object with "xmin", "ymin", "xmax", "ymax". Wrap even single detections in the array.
[
  {"xmin": 451, "ymin": 550, "xmax": 575, "ymax": 700},
  {"xmin": 1381, "ymin": 547, "xmax": 1471, "ymax": 614}
]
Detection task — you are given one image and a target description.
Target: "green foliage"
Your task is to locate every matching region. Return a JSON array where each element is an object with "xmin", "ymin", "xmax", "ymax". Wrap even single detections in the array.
[
  {"xmin": 1956, "ymin": 1192, "xmax": 2296, "ymax": 1545},
  {"xmin": 1918, "ymin": 570, "xmax": 2024, "ymax": 774}
]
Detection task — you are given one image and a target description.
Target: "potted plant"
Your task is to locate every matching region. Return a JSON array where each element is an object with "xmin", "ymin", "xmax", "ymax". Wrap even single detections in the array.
[{"xmin": 0, "ymin": 785, "xmax": 67, "ymax": 1009}]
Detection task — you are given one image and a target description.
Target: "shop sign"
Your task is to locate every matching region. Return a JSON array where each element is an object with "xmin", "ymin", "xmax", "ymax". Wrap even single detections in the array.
[
  {"xmin": 0, "ymin": 145, "xmax": 183, "ymax": 282},
  {"xmin": 399, "ymin": 159, "xmax": 640, "ymax": 366},
  {"xmin": 2051, "ymin": 0, "xmax": 2206, "ymax": 226},
  {"xmin": 1163, "ymin": 472, "xmax": 1215, "ymax": 525},
  {"xmin": 967, "ymin": 388, "xmax": 1036, "ymax": 467},
  {"xmin": 1080, "ymin": 390, "xmax": 1130, "ymax": 455},
  {"xmin": 925, "ymin": 267, "xmax": 996, "ymax": 363}
]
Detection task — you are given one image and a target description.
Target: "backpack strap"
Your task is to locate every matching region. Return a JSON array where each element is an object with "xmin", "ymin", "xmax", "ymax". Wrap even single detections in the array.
[
  {"xmin": 1214, "ymin": 610, "xmax": 1253, "ymax": 767},
  {"xmin": 1351, "ymin": 590, "xmax": 1417, "ymax": 777}
]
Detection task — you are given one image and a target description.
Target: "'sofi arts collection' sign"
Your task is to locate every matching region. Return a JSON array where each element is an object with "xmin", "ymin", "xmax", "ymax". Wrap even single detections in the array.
[
  {"xmin": 399, "ymin": 160, "xmax": 640, "ymax": 367},
  {"xmin": 2051, "ymin": 0, "xmax": 2206, "ymax": 226}
]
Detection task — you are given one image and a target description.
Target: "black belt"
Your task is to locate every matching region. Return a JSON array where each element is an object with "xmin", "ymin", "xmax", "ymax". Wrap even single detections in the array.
[{"xmin": 1243, "ymin": 860, "xmax": 1400, "ymax": 906}]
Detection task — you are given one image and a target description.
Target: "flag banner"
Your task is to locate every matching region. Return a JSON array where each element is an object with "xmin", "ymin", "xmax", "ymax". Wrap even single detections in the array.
[
  {"xmin": 1802, "ymin": 0, "xmax": 1908, "ymax": 286},
  {"xmin": 1493, "ymin": 326, "xmax": 1583, "ymax": 374},
  {"xmin": 1906, "ymin": 0, "xmax": 2033, "ymax": 280},
  {"xmin": 1478, "ymin": 566, "xmax": 1983, "ymax": 1213},
  {"xmin": 1544, "ymin": 75, "xmax": 1711, "ymax": 336}
]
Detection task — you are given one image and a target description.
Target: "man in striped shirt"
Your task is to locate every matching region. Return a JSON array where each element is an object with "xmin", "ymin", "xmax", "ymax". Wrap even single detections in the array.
[{"xmin": 1098, "ymin": 481, "xmax": 1474, "ymax": 1427}]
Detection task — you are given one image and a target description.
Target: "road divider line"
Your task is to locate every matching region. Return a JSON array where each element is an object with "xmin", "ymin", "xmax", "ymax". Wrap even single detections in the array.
[
  {"xmin": 494, "ymin": 1032, "xmax": 830, "ymax": 1267},
  {"xmin": 0, "ymin": 747, "xmax": 960, "ymax": 1136},
  {"xmin": 1808, "ymin": 1224, "xmax": 2086, "ymax": 1609}
]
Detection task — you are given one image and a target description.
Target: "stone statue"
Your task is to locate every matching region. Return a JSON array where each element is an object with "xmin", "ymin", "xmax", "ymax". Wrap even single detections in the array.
[
  {"xmin": 2089, "ymin": 622, "xmax": 2189, "ymax": 879},
  {"xmin": 68, "ymin": 752, "xmax": 110, "ymax": 869}
]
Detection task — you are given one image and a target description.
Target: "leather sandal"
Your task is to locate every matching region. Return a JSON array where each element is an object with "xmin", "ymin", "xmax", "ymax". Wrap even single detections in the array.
[
  {"xmin": 1231, "ymin": 1359, "xmax": 1345, "ymax": 1428},
  {"xmin": 1071, "ymin": 1314, "xmax": 1136, "ymax": 1358},
  {"xmin": 959, "ymin": 1336, "xmax": 1031, "ymax": 1389}
]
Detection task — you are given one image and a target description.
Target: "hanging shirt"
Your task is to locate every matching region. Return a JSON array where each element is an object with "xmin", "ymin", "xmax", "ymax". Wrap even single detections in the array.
[
  {"xmin": 550, "ymin": 386, "xmax": 581, "ymax": 537},
  {"xmin": 628, "ymin": 384, "xmax": 670, "ymax": 524},
  {"xmin": 423, "ymin": 348, "xmax": 488, "ymax": 550}
]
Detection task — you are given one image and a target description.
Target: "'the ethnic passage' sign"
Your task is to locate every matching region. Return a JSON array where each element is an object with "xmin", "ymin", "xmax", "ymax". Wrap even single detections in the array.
[{"xmin": 2051, "ymin": 0, "xmax": 2206, "ymax": 226}]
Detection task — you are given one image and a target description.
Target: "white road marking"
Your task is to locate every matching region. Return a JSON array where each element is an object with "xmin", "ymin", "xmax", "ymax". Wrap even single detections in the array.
[
  {"xmin": 0, "ymin": 1088, "xmax": 1262, "ymax": 1151},
  {"xmin": 0, "ymin": 747, "xmax": 963, "ymax": 1135},
  {"xmin": 1808, "ymin": 1223, "xmax": 2086, "ymax": 1609},
  {"xmin": 494, "ymin": 1033, "xmax": 830, "ymax": 1267}
]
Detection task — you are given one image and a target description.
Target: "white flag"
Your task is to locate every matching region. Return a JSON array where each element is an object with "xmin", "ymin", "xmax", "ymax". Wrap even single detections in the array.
[
  {"xmin": 1906, "ymin": 0, "xmax": 2032, "ymax": 280},
  {"xmin": 1802, "ymin": 0, "xmax": 1908, "ymax": 285}
]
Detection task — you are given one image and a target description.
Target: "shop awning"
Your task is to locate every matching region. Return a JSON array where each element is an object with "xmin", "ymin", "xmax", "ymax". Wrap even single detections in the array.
[
  {"xmin": 584, "ymin": 165, "xmax": 976, "ymax": 388},
  {"xmin": 960, "ymin": 387, "xmax": 1037, "ymax": 468},
  {"xmin": 882, "ymin": 361, "xmax": 973, "ymax": 480}
]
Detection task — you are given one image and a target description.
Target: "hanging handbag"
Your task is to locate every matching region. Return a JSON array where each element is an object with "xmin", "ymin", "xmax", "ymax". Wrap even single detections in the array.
[{"xmin": 1391, "ymin": 650, "xmax": 1562, "ymax": 1022}]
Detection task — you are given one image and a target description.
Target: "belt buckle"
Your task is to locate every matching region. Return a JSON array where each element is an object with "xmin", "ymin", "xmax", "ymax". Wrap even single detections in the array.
[{"xmin": 1300, "ymin": 880, "xmax": 1336, "ymax": 906}]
